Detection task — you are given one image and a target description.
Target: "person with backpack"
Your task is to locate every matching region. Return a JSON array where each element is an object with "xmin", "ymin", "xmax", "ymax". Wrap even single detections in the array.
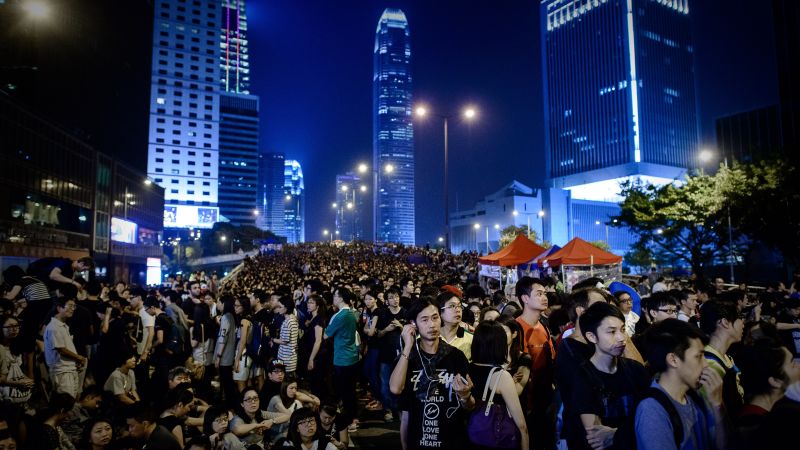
[
  {"xmin": 698, "ymin": 300, "xmax": 744, "ymax": 418},
  {"xmin": 144, "ymin": 295, "xmax": 174, "ymax": 401},
  {"xmin": 567, "ymin": 302, "xmax": 649, "ymax": 450},
  {"xmin": 635, "ymin": 319, "xmax": 727, "ymax": 450}
]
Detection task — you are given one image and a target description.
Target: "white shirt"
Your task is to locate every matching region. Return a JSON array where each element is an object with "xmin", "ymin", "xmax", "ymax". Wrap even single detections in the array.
[
  {"xmin": 138, "ymin": 308, "xmax": 155, "ymax": 354},
  {"xmin": 623, "ymin": 311, "xmax": 640, "ymax": 337}
]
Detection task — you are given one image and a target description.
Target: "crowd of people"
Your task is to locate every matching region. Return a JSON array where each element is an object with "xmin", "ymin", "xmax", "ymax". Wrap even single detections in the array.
[{"xmin": 1, "ymin": 243, "xmax": 799, "ymax": 450}]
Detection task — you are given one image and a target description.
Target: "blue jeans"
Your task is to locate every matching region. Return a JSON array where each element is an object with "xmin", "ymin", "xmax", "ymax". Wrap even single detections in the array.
[
  {"xmin": 379, "ymin": 362, "xmax": 398, "ymax": 411},
  {"xmin": 363, "ymin": 347, "xmax": 381, "ymax": 399}
]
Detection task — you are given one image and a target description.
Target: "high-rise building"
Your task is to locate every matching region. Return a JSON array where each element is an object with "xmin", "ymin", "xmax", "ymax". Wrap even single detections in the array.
[
  {"xmin": 220, "ymin": 0, "xmax": 250, "ymax": 94},
  {"xmin": 147, "ymin": 0, "xmax": 222, "ymax": 229},
  {"xmin": 257, "ymin": 152, "xmax": 286, "ymax": 236},
  {"xmin": 373, "ymin": 8, "xmax": 415, "ymax": 245},
  {"xmin": 218, "ymin": 93, "xmax": 259, "ymax": 226},
  {"xmin": 335, "ymin": 173, "xmax": 366, "ymax": 241},
  {"xmin": 284, "ymin": 160, "xmax": 305, "ymax": 244},
  {"xmin": 716, "ymin": 105, "xmax": 783, "ymax": 163},
  {"xmin": 541, "ymin": 0, "xmax": 697, "ymax": 201}
]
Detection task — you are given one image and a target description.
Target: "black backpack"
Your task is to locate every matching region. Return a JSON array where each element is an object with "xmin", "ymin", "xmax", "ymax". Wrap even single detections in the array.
[{"xmin": 642, "ymin": 387, "xmax": 708, "ymax": 448}]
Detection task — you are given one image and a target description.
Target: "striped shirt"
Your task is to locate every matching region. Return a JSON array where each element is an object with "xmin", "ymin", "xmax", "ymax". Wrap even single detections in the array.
[
  {"xmin": 18, "ymin": 276, "xmax": 51, "ymax": 301},
  {"xmin": 277, "ymin": 315, "xmax": 299, "ymax": 372}
]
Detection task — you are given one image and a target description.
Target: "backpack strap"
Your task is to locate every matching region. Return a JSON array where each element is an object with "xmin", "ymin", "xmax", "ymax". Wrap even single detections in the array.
[{"xmin": 644, "ymin": 387, "xmax": 683, "ymax": 447}]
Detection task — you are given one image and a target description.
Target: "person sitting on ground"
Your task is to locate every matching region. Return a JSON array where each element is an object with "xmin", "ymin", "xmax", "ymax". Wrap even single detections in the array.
[
  {"xmin": 125, "ymin": 405, "xmax": 181, "ymax": 450},
  {"xmin": 230, "ymin": 387, "xmax": 290, "ymax": 448},
  {"xmin": 80, "ymin": 417, "xmax": 114, "ymax": 450},
  {"xmin": 61, "ymin": 385, "xmax": 103, "ymax": 445},
  {"xmin": 103, "ymin": 351, "xmax": 140, "ymax": 406},
  {"xmin": 158, "ymin": 387, "xmax": 195, "ymax": 447},
  {"xmin": 317, "ymin": 404, "xmax": 349, "ymax": 450},
  {"xmin": 202, "ymin": 405, "xmax": 244, "ymax": 450},
  {"xmin": 279, "ymin": 407, "xmax": 337, "ymax": 450}
]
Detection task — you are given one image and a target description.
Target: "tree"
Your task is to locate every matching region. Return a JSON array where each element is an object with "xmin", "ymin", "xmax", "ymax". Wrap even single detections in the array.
[
  {"xmin": 498, "ymin": 225, "xmax": 537, "ymax": 249},
  {"xmin": 588, "ymin": 240, "xmax": 611, "ymax": 252},
  {"xmin": 612, "ymin": 176, "xmax": 734, "ymax": 277},
  {"xmin": 720, "ymin": 158, "xmax": 800, "ymax": 267}
]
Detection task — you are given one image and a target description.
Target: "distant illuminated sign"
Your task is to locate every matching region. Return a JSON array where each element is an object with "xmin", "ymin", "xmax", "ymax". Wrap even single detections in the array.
[
  {"xmin": 146, "ymin": 258, "xmax": 162, "ymax": 286},
  {"xmin": 111, "ymin": 217, "xmax": 138, "ymax": 244},
  {"xmin": 164, "ymin": 205, "xmax": 219, "ymax": 229}
]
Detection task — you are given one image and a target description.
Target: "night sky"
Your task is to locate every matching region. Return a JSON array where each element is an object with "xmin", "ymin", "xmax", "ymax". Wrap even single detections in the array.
[
  {"xmin": 3, "ymin": 0, "xmax": 779, "ymax": 245},
  {"xmin": 247, "ymin": 0, "xmax": 778, "ymax": 245}
]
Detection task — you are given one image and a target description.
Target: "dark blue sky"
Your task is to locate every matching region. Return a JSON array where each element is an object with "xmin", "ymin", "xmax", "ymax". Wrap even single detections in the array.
[{"xmin": 246, "ymin": 0, "xmax": 778, "ymax": 245}]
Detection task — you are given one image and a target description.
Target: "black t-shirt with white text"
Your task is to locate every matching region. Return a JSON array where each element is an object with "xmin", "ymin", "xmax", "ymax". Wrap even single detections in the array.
[{"xmin": 399, "ymin": 340, "xmax": 469, "ymax": 450}]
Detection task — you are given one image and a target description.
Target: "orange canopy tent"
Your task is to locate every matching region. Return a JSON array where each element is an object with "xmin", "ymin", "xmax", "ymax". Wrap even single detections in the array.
[
  {"xmin": 478, "ymin": 234, "xmax": 547, "ymax": 267},
  {"xmin": 540, "ymin": 237, "xmax": 622, "ymax": 267}
]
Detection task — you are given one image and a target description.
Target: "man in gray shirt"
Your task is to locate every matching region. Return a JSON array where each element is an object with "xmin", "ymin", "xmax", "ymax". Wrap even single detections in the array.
[{"xmin": 44, "ymin": 297, "xmax": 86, "ymax": 398}]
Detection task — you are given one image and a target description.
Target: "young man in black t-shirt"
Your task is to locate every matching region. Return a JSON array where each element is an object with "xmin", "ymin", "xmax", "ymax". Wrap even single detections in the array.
[
  {"xmin": 390, "ymin": 298, "xmax": 475, "ymax": 450},
  {"xmin": 567, "ymin": 302, "xmax": 649, "ymax": 450},
  {"xmin": 375, "ymin": 287, "xmax": 405, "ymax": 421}
]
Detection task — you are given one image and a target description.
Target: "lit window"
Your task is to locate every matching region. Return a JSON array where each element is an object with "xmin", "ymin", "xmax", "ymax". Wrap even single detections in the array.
[{"xmin": 156, "ymin": 98, "xmax": 166, "ymax": 105}]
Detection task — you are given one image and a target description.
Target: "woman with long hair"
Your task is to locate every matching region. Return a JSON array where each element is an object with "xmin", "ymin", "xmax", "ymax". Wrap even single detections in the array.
[
  {"xmin": 498, "ymin": 315, "xmax": 531, "ymax": 397},
  {"xmin": 469, "ymin": 321, "xmax": 529, "ymax": 450},
  {"xmin": 300, "ymin": 294, "xmax": 329, "ymax": 397},
  {"xmin": 272, "ymin": 296, "xmax": 298, "ymax": 377},
  {"xmin": 283, "ymin": 407, "xmax": 337, "ymax": 450},
  {"xmin": 229, "ymin": 387, "xmax": 290, "ymax": 449},
  {"xmin": 266, "ymin": 380, "xmax": 303, "ymax": 442},
  {"xmin": 215, "ymin": 294, "xmax": 239, "ymax": 405},
  {"xmin": 232, "ymin": 296, "xmax": 253, "ymax": 392},
  {"xmin": 0, "ymin": 315, "xmax": 34, "ymax": 405}
]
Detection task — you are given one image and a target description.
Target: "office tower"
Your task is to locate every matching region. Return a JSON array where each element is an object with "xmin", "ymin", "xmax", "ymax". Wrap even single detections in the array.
[
  {"xmin": 541, "ymin": 0, "xmax": 697, "ymax": 201},
  {"xmin": 220, "ymin": 0, "xmax": 250, "ymax": 94},
  {"xmin": 716, "ymin": 106, "xmax": 783, "ymax": 163},
  {"xmin": 257, "ymin": 152, "xmax": 286, "ymax": 236},
  {"xmin": 284, "ymin": 160, "xmax": 305, "ymax": 244},
  {"xmin": 373, "ymin": 8, "xmax": 415, "ymax": 245},
  {"xmin": 218, "ymin": 93, "xmax": 259, "ymax": 226},
  {"xmin": 335, "ymin": 173, "xmax": 366, "ymax": 241},
  {"xmin": 147, "ymin": 0, "xmax": 222, "ymax": 229}
]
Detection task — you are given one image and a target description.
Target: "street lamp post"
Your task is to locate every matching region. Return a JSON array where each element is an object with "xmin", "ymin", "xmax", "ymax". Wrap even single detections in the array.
[
  {"xmin": 699, "ymin": 149, "xmax": 735, "ymax": 283},
  {"xmin": 415, "ymin": 105, "xmax": 477, "ymax": 252},
  {"xmin": 473, "ymin": 223, "xmax": 480, "ymax": 253}
]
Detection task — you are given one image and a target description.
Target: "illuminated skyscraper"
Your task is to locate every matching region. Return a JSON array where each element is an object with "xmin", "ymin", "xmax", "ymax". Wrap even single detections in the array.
[
  {"xmin": 220, "ymin": 0, "xmax": 250, "ymax": 94},
  {"xmin": 218, "ymin": 93, "xmax": 259, "ymax": 226},
  {"xmin": 541, "ymin": 0, "xmax": 697, "ymax": 201},
  {"xmin": 373, "ymin": 8, "xmax": 415, "ymax": 245},
  {"xmin": 147, "ymin": 0, "xmax": 222, "ymax": 229},
  {"xmin": 257, "ymin": 152, "xmax": 286, "ymax": 236},
  {"xmin": 284, "ymin": 160, "xmax": 305, "ymax": 244}
]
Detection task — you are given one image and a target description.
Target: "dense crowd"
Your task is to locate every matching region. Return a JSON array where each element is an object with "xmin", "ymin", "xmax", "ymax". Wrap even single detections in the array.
[{"xmin": 1, "ymin": 243, "xmax": 800, "ymax": 450}]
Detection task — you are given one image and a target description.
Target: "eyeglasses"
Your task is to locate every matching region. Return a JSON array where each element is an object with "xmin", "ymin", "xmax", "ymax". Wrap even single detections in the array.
[
  {"xmin": 214, "ymin": 416, "xmax": 230, "ymax": 424},
  {"xmin": 243, "ymin": 396, "xmax": 259, "ymax": 403},
  {"xmin": 618, "ymin": 299, "xmax": 633, "ymax": 304},
  {"xmin": 297, "ymin": 418, "xmax": 316, "ymax": 427},
  {"xmin": 441, "ymin": 304, "xmax": 463, "ymax": 311},
  {"xmin": 657, "ymin": 308, "xmax": 678, "ymax": 315}
]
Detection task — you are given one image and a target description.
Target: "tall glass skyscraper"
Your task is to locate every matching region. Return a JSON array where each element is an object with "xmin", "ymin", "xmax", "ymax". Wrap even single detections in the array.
[
  {"xmin": 284, "ymin": 160, "xmax": 305, "ymax": 244},
  {"xmin": 220, "ymin": 0, "xmax": 250, "ymax": 94},
  {"xmin": 373, "ymin": 8, "xmax": 415, "ymax": 245},
  {"xmin": 218, "ymin": 92, "xmax": 259, "ymax": 226},
  {"xmin": 335, "ymin": 172, "xmax": 366, "ymax": 241},
  {"xmin": 541, "ymin": 0, "xmax": 697, "ymax": 201},
  {"xmin": 257, "ymin": 152, "xmax": 286, "ymax": 236},
  {"xmin": 147, "ymin": 0, "xmax": 222, "ymax": 229}
]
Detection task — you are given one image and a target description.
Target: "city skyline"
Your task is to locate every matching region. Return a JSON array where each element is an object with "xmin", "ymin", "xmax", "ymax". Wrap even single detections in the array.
[{"xmin": 0, "ymin": 0, "xmax": 782, "ymax": 246}]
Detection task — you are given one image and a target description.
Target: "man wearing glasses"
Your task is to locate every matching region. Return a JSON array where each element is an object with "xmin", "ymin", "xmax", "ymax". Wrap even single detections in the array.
[{"xmin": 44, "ymin": 297, "xmax": 86, "ymax": 398}]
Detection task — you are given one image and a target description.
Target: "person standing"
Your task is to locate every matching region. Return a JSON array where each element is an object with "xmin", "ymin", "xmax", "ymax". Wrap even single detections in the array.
[
  {"xmin": 389, "ymin": 297, "xmax": 475, "ymax": 450},
  {"xmin": 273, "ymin": 296, "xmax": 299, "ymax": 378},
  {"xmin": 515, "ymin": 277, "xmax": 556, "ymax": 450},
  {"xmin": 215, "ymin": 294, "xmax": 238, "ymax": 405},
  {"xmin": 324, "ymin": 287, "xmax": 360, "ymax": 432},
  {"xmin": 44, "ymin": 297, "xmax": 86, "ymax": 398}
]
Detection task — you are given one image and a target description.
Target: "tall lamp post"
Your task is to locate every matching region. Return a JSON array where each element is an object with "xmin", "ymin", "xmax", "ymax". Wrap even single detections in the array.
[
  {"xmin": 415, "ymin": 104, "xmax": 477, "ymax": 252},
  {"xmin": 473, "ymin": 223, "xmax": 480, "ymax": 252},
  {"xmin": 699, "ymin": 149, "xmax": 735, "ymax": 283}
]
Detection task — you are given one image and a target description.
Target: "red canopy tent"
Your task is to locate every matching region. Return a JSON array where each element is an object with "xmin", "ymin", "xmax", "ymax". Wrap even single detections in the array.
[
  {"xmin": 540, "ymin": 237, "xmax": 622, "ymax": 267},
  {"xmin": 479, "ymin": 234, "xmax": 547, "ymax": 267}
]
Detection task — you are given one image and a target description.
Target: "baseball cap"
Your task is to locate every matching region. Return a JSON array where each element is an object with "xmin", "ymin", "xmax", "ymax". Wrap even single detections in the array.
[
  {"xmin": 440, "ymin": 285, "xmax": 463, "ymax": 299},
  {"xmin": 268, "ymin": 359, "xmax": 286, "ymax": 372}
]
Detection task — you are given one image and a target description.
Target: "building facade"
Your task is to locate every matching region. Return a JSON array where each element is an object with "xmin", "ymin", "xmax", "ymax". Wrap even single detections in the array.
[
  {"xmin": 716, "ymin": 105, "xmax": 783, "ymax": 164},
  {"xmin": 284, "ymin": 160, "xmax": 305, "ymax": 244},
  {"xmin": 373, "ymin": 8, "xmax": 415, "ymax": 245},
  {"xmin": 257, "ymin": 152, "xmax": 286, "ymax": 236},
  {"xmin": 218, "ymin": 92, "xmax": 259, "ymax": 226},
  {"xmin": 541, "ymin": 0, "xmax": 697, "ymax": 201},
  {"xmin": 147, "ymin": 0, "xmax": 222, "ymax": 229},
  {"xmin": 1, "ymin": 95, "xmax": 164, "ymax": 285},
  {"xmin": 220, "ymin": 0, "xmax": 250, "ymax": 95}
]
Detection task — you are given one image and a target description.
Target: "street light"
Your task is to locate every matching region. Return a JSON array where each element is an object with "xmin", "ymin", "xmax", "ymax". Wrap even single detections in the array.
[
  {"xmin": 220, "ymin": 234, "xmax": 232, "ymax": 253},
  {"xmin": 415, "ymin": 103, "xmax": 478, "ymax": 252},
  {"xmin": 358, "ymin": 163, "xmax": 368, "ymax": 174},
  {"xmin": 513, "ymin": 210, "xmax": 533, "ymax": 240},
  {"xmin": 697, "ymin": 148, "xmax": 735, "ymax": 282},
  {"xmin": 384, "ymin": 163, "xmax": 394, "ymax": 173},
  {"xmin": 473, "ymin": 223, "xmax": 481, "ymax": 252}
]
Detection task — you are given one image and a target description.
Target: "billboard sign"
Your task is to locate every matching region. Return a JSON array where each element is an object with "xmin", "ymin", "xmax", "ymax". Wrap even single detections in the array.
[
  {"xmin": 164, "ymin": 205, "xmax": 219, "ymax": 229},
  {"xmin": 111, "ymin": 217, "xmax": 138, "ymax": 244}
]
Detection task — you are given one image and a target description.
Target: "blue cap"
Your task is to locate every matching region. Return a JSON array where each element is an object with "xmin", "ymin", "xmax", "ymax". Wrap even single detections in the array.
[{"xmin": 608, "ymin": 281, "xmax": 641, "ymax": 315}]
